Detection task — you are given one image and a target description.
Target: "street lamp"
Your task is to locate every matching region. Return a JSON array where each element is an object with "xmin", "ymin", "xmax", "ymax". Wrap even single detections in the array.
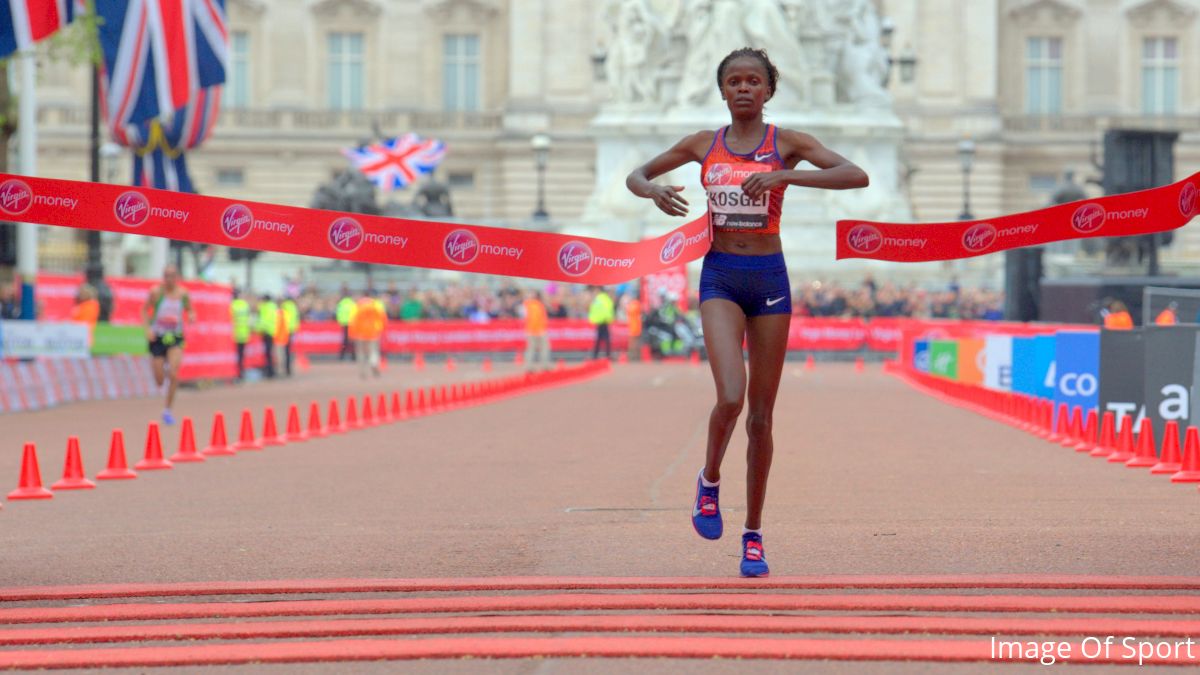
[
  {"xmin": 590, "ymin": 47, "xmax": 608, "ymax": 82},
  {"xmin": 880, "ymin": 17, "xmax": 918, "ymax": 86},
  {"xmin": 531, "ymin": 133, "xmax": 551, "ymax": 221},
  {"xmin": 957, "ymin": 138, "xmax": 976, "ymax": 221}
]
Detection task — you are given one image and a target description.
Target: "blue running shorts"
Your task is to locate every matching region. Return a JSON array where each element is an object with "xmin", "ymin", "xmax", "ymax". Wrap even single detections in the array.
[{"xmin": 699, "ymin": 251, "xmax": 791, "ymax": 317}]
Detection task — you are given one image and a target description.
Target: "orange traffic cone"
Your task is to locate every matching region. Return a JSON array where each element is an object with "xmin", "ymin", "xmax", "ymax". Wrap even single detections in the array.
[
  {"xmin": 1048, "ymin": 403, "xmax": 1068, "ymax": 444},
  {"xmin": 98, "ymin": 429, "xmax": 138, "ymax": 478},
  {"xmin": 483, "ymin": 357, "xmax": 493, "ymax": 373},
  {"xmin": 445, "ymin": 357, "xmax": 456, "ymax": 372},
  {"xmin": 377, "ymin": 393, "xmax": 391, "ymax": 423},
  {"xmin": 262, "ymin": 407, "xmax": 286, "ymax": 446},
  {"xmin": 168, "ymin": 417, "xmax": 205, "ymax": 463},
  {"xmin": 135, "ymin": 422, "xmax": 173, "ymax": 470},
  {"xmin": 202, "ymin": 412, "xmax": 235, "ymax": 457},
  {"xmin": 416, "ymin": 388, "xmax": 426, "ymax": 415},
  {"xmin": 1107, "ymin": 416, "xmax": 1136, "ymax": 463},
  {"xmin": 1171, "ymin": 426, "xmax": 1200, "ymax": 482},
  {"xmin": 805, "ymin": 354, "xmax": 815, "ymax": 370},
  {"xmin": 345, "ymin": 396, "xmax": 361, "ymax": 429},
  {"xmin": 234, "ymin": 409, "xmax": 263, "ymax": 451},
  {"xmin": 855, "ymin": 356, "xmax": 865, "ymax": 373},
  {"xmin": 307, "ymin": 401, "xmax": 325, "ymax": 438},
  {"xmin": 1061, "ymin": 406, "xmax": 1083, "ymax": 448},
  {"xmin": 1090, "ymin": 412, "xmax": 1116, "ymax": 458},
  {"xmin": 413, "ymin": 352, "xmax": 426, "ymax": 371},
  {"xmin": 1126, "ymin": 418, "xmax": 1159, "ymax": 468},
  {"xmin": 361, "ymin": 395, "xmax": 375, "ymax": 427},
  {"xmin": 640, "ymin": 344, "xmax": 652, "ymax": 362},
  {"xmin": 514, "ymin": 350, "xmax": 524, "ymax": 367},
  {"xmin": 391, "ymin": 391, "xmax": 403, "ymax": 419},
  {"xmin": 1151, "ymin": 421, "xmax": 1183, "ymax": 475},
  {"xmin": 285, "ymin": 404, "xmax": 308, "ymax": 443},
  {"xmin": 689, "ymin": 351, "xmax": 700, "ymax": 366},
  {"xmin": 51, "ymin": 437, "xmax": 95, "ymax": 490},
  {"xmin": 8, "ymin": 443, "xmax": 52, "ymax": 500},
  {"xmin": 327, "ymin": 399, "xmax": 345, "ymax": 434},
  {"xmin": 1075, "ymin": 409, "xmax": 1098, "ymax": 453},
  {"xmin": 618, "ymin": 352, "xmax": 628, "ymax": 365}
]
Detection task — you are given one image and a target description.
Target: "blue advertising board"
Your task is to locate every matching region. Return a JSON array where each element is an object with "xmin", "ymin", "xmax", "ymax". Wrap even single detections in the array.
[
  {"xmin": 1053, "ymin": 331, "xmax": 1100, "ymax": 426},
  {"xmin": 913, "ymin": 339, "xmax": 930, "ymax": 373}
]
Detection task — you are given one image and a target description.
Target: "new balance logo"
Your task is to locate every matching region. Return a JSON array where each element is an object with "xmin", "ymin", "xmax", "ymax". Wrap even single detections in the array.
[
  {"xmin": 765, "ymin": 296, "xmax": 785, "ymax": 307},
  {"xmin": 754, "ymin": 152, "xmax": 773, "ymax": 163}
]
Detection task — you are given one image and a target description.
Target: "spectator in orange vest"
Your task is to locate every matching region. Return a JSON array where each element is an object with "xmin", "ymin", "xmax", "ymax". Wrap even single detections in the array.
[
  {"xmin": 1103, "ymin": 300, "xmax": 1134, "ymax": 330},
  {"xmin": 521, "ymin": 289, "xmax": 550, "ymax": 372},
  {"xmin": 1155, "ymin": 302, "xmax": 1179, "ymax": 326},
  {"xmin": 349, "ymin": 293, "xmax": 387, "ymax": 378},
  {"xmin": 625, "ymin": 296, "xmax": 643, "ymax": 361},
  {"xmin": 69, "ymin": 284, "xmax": 101, "ymax": 339}
]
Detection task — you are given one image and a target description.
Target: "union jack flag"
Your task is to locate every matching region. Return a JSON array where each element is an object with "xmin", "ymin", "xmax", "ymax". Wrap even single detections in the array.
[
  {"xmin": 0, "ymin": 0, "xmax": 83, "ymax": 59},
  {"xmin": 343, "ymin": 134, "xmax": 447, "ymax": 192},
  {"xmin": 96, "ymin": 0, "xmax": 227, "ymax": 136}
]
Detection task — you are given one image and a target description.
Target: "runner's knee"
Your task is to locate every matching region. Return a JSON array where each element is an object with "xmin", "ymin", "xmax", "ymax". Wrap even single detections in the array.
[{"xmin": 745, "ymin": 411, "xmax": 772, "ymax": 437}]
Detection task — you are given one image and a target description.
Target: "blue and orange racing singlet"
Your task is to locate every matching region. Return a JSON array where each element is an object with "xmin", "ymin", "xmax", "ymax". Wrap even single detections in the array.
[{"xmin": 700, "ymin": 124, "xmax": 786, "ymax": 235}]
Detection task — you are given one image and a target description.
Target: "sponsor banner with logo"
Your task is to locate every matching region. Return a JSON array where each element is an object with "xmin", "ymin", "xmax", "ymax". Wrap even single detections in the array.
[
  {"xmin": 1052, "ymin": 330, "xmax": 1100, "ymax": 427},
  {"xmin": 865, "ymin": 318, "xmax": 906, "ymax": 353},
  {"xmin": 787, "ymin": 319, "xmax": 867, "ymax": 351},
  {"xmin": 913, "ymin": 339, "xmax": 931, "ymax": 373},
  {"xmin": 956, "ymin": 338, "xmax": 985, "ymax": 385},
  {"xmin": 641, "ymin": 266, "xmax": 689, "ymax": 312},
  {"xmin": 293, "ymin": 320, "xmax": 632, "ymax": 354},
  {"xmin": 1, "ymin": 174, "xmax": 712, "ymax": 285},
  {"xmin": 983, "ymin": 335, "xmax": 1013, "ymax": 391},
  {"xmin": 1143, "ymin": 326, "xmax": 1198, "ymax": 451},
  {"xmin": 1098, "ymin": 329, "xmax": 1145, "ymax": 435},
  {"xmin": 838, "ymin": 173, "xmax": 1199, "ymax": 262},
  {"xmin": 0, "ymin": 321, "xmax": 90, "ymax": 358},
  {"xmin": 1010, "ymin": 336, "xmax": 1056, "ymax": 399},
  {"xmin": 928, "ymin": 340, "xmax": 958, "ymax": 379}
]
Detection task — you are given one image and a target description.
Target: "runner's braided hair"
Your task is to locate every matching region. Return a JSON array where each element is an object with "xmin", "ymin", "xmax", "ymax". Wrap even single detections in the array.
[{"xmin": 716, "ymin": 48, "xmax": 778, "ymax": 99}]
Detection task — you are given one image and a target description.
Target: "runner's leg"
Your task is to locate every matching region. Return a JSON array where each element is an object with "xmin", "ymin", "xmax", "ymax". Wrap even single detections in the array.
[
  {"xmin": 699, "ymin": 299, "xmax": 746, "ymax": 483},
  {"xmin": 742, "ymin": 313, "xmax": 790, "ymax": 530}
]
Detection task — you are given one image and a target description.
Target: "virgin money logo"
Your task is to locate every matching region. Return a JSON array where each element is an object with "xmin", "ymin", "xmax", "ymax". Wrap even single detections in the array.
[
  {"xmin": 659, "ymin": 232, "xmax": 686, "ymax": 264},
  {"xmin": 1071, "ymin": 203, "xmax": 1106, "ymax": 234},
  {"xmin": 1181, "ymin": 182, "xmax": 1198, "ymax": 218},
  {"xmin": 113, "ymin": 191, "xmax": 150, "ymax": 228},
  {"xmin": 846, "ymin": 224, "xmax": 883, "ymax": 254},
  {"xmin": 444, "ymin": 229, "xmax": 480, "ymax": 265},
  {"xmin": 961, "ymin": 223, "xmax": 997, "ymax": 253},
  {"xmin": 705, "ymin": 163, "xmax": 733, "ymax": 186},
  {"xmin": 220, "ymin": 204, "xmax": 254, "ymax": 241},
  {"xmin": 328, "ymin": 217, "xmax": 364, "ymax": 254},
  {"xmin": 0, "ymin": 179, "xmax": 33, "ymax": 215},
  {"xmin": 558, "ymin": 241, "xmax": 594, "ymax": 277}
]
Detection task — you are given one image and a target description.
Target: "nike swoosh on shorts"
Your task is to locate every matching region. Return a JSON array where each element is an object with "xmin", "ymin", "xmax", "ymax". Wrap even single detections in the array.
[{"xmin": 766, "ymin": 297, "xmax": 785, "ymax": 306}]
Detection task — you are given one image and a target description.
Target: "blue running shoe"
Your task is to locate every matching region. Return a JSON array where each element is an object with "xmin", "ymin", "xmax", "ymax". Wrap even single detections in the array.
[
  {"xmin": 162, "ymin": 410, "xmax": 176, "ymax": 426},
  {"xmin": 691, "ymin": 470, "xmax": 722, "ymax": 540},
  {"xmin": 740, "ymin": 532, "xmax": 769, "ymax": 577}
]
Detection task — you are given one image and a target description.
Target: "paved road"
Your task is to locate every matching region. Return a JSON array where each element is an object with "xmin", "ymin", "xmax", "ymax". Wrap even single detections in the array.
[{"xmin": 1, "ymin": 360, "xmax": 1198, "ymax": 671}]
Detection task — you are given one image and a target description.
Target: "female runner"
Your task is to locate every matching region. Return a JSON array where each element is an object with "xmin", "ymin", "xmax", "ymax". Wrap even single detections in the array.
[{"xmin": 626, "ymin": 48, "xmax": 869, "ymax": 576}]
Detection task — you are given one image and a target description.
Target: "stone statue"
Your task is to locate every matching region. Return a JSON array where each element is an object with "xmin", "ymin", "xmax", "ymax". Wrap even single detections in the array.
[
  {"xmin": 605, "ymin": 0, "xmax": 673, "ymax": 105},
  {"xmin": 675, "ymin": 0, "xmax": 810, "ymax": 109},
  {"xmin": 833, "ymin": 0, "xmax": 890, "ymax": 107},
  {"xmin": 413, "ymin": 176, "xmax": 454, "ymax": 218}
]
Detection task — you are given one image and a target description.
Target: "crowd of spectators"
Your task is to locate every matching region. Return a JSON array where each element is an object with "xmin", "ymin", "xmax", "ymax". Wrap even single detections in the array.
[{"xmin": 285, "ymin": 275, "xmax": 1004, "ymax": 323}]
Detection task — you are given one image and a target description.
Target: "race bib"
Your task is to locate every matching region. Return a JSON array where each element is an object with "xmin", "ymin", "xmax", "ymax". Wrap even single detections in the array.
[{"xmin": 707, "ymin": 185, "xmax": 768, "ymax": 230}]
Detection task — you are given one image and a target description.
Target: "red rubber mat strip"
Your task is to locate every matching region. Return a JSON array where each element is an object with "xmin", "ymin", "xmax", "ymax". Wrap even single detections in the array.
[
  {"xmin": 5, "ymin": 593, "xmax": 1200, "ymax": 625},
  {"xmin": 4, "ymin": 614, "xmax": 1200, "ymax": 646},
  {"xmin": 4, "ymin": 575, "xmax": 1200, "ymax": 601},
  {"xmin": 1, "ymin": 636, "xmax": 1198, "ymax": 669}
]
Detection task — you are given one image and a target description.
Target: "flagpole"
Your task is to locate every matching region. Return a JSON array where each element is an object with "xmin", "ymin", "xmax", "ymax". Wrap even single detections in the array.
[{"xmin": 15, "ymin": 52, "xmax": 38, "ymax": 320}]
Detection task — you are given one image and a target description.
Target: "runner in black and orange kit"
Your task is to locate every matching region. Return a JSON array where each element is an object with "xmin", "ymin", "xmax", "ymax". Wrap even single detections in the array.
[{"xmin": 626, "ymin": 48, "xmax": 869, "ymax": 576}]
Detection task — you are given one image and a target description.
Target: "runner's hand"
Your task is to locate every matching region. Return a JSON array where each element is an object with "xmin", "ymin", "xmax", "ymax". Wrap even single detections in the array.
[
  {"xmin": 741, "ymin": 172, "xmax": 787, "ymax": 200},
  {"xmin": 649, "ymin": 185, "xmax": 688, "ymax": 217}
]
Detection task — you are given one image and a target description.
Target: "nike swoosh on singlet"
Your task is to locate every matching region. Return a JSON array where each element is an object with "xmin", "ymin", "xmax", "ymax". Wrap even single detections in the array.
[
  {"xmin": 766, "ymin": 297, "xmax": 785, "ymax": 306},
  {"xmin": 754, "ymin": 152, "xmax": 773, "ymax": 162}
]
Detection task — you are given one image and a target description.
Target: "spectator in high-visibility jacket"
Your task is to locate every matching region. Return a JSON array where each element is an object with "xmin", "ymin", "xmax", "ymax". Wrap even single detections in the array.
[
  {"xmin": 1102, "ymin": 300, "xmax": 1134, "ymax": 330},
  {"xmin": 281, "ymin": 296, "xmax": 300, "ymax": 376},
  {"xmin": 336, "ymin": 285, "xmax": 357, "ymax": 361},
  {"xmin": 230, "ymin": 289, "xmax": 252, "ymax": 381},
  {"xmin": 625, "ymin": 296, "xmax": 642, "ymax": 361},
  {"xmin": 349, "ymin": 294, "xmax": 387, "ymax": 378},
  {"xmin": 588, "ymin": 286, "xmax": 615, "ymax": 360},
  {"xmin": 257, "ymin": 295, "xmax": 279, "ymax": 378},
  {"xmin": 1155, "ymin": 302, "xmax": 1178, "ymax": 326},
  {"xmin": 521, "ymin": 289, "xmax": 551, "ymax": 372}
]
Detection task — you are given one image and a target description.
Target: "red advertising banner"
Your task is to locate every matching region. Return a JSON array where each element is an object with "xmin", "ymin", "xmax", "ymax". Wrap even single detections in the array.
[
  {"xmin": 294, "ymin": 320, "xmax": 632, "ymax": 354},
  {"xmin": 838, "ymin": 172, "xmax": 1199, "ymax": 262},
  {"xmin": 1, "ymin": 174, "xmax": 711, "ymax": 285}
]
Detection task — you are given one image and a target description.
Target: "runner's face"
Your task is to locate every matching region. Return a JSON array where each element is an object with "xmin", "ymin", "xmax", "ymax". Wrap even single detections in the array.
[
  {"xmin": 163, "ymin": 268, "xmax": 178, "ymax": 288},
  {"xmin": 721, "ymin": 58, "xmax": 770, "ymax": 117}
]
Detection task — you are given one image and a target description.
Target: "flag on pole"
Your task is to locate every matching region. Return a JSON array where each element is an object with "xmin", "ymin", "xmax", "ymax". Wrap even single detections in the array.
[
  {"xmin": 0, "ymin": 0, "xmax": 84, "ymax": 58},
  {"xmin": 95, "ymin": 0, "xmax": 228, "ymax": 136},
  {"xmin": 343, "ymin": 134, "xmax": 447, "ymax": 192}
]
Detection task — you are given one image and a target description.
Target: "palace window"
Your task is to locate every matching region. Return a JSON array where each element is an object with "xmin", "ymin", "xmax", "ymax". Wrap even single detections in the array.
[
  {"xmin": 443, "ymin": 34, "xmax": 480, "ymax": 112},
  {"xmin": 1142, "ymin": 37, "xmax": 1179, "ymax": 116},
  {"xmin": 224, "ymin": 31, "xmax": 250, "ymax": 109},
  {"xmin": 1025, "ymin": 37, "xmax": 1063, "ymax": 115},
  {"xmin": 328, "ymin": 32, "xmax": 365, "ymax": 110}
]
